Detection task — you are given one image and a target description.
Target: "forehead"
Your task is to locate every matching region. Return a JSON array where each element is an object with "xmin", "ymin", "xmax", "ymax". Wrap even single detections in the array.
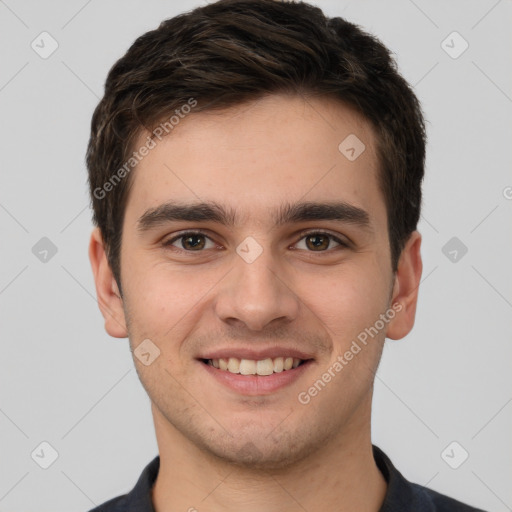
[{"xmin": 124, "ymin": 94, "xmax": 385, "ymax": 230}]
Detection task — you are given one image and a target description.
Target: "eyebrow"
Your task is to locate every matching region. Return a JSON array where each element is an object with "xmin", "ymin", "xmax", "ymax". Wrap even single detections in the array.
[{"xmin": 136, "ymin": 200, "xmax": 372, "ymax": 233}]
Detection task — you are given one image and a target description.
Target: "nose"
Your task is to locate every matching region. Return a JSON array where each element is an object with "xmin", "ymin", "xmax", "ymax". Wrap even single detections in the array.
[{"xmin": 213, "ymin": 245, "xmax": 300, "ymax": 332}]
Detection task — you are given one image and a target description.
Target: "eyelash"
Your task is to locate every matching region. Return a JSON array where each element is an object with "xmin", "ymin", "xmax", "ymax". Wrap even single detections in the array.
[{"xmin": 162, "ymin": 230, "xmax": 349, "ymax": 254}]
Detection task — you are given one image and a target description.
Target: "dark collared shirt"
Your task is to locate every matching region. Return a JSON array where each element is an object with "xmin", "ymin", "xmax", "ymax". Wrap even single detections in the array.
[{"xmin": 88, "ymin": 445, "xmax": 486, "ymax": 511}]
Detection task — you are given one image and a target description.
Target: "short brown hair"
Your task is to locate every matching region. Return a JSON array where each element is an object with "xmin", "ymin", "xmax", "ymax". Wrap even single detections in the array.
[{"xmin": 87, "ymin": 0, "xmax": 426, "ymax": 295}]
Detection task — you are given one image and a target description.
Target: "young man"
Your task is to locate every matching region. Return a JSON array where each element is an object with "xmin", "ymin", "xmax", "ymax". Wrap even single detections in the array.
[{"xmin": 87, "ymin": 0, "xmax": 485, "ymax": 510}]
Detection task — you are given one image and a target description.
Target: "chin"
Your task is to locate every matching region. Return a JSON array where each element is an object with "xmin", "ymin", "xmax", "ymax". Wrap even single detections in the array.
[{"xmin": 198, "ymin": 427, "xmax": 316, "ymax": 472}]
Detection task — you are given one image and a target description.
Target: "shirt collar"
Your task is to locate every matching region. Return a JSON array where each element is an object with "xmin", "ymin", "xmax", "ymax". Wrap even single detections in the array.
[
  {"xmin": 373, "ymin": 445, "xmax": 435, "ymax": 512},
  {"xmin": 120, "ymin": 445, "xmax": 434, "ymax": 511}
]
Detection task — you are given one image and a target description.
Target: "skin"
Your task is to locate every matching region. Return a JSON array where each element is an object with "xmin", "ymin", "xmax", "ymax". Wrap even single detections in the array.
[{"xmin": 89, "ymin": 93, "xmax": 422, "ymax": 512}]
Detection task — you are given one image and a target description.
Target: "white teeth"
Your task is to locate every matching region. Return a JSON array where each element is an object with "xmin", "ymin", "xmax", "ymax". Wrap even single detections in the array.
[
  {"xmin": 207, "ymin": 356, "xmax": 305, "ymax": 375},
  {"xmin": 239, "ymin": 359, "xmax": 256, "ymax": 375},
  {"xmin": 256, "ymin": 358, "xmax": 274, "ymax": 376},
  {"xmin": 273, "ymin": 356, "xmax": 284, "ymax": 373},
  {"xmin": 227, "ymin": 357, "xmax": 240, "ymax": 373}
]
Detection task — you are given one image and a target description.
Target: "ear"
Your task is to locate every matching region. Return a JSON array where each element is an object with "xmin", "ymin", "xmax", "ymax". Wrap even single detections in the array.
[
  {"xmin": 88, "ymin": 227, "xmax": 128, "ymax": 338},
  {"xmin": 386, "ymin": 231, "xmax": 423, "ymax": 340}
]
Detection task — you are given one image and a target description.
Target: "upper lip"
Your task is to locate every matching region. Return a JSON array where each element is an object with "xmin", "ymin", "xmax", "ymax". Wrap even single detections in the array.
[{"xmin": 198, "ymin": 347, "xmax": 315, "ymax": 361}]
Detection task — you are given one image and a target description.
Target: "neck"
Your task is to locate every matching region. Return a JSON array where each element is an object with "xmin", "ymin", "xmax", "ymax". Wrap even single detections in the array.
[{"xmin": 151, "ymin": 405, "xmax": 387, "ymax": 512}]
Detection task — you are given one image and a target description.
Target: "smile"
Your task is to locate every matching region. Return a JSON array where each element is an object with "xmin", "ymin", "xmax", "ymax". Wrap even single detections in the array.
[{"xmin": 203, "ymin": 357, "xmax": 304, "ymax": 376}]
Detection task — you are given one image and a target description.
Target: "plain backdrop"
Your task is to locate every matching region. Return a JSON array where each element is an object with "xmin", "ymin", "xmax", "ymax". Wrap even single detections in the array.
[{"xmin": 0, "ymin": 1, "xmax": 511, "ymax": 511}]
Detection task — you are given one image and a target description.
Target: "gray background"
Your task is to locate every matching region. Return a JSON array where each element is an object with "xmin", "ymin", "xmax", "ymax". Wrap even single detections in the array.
[{"xmin": 0, "ymin": 0, "xmax": 511, "ymax": 511}]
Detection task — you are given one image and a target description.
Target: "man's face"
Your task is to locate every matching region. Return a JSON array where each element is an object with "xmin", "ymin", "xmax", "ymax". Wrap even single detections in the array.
[{"xmin": 109, "ymin": 94, "xmax": 402, "ymax": 468}]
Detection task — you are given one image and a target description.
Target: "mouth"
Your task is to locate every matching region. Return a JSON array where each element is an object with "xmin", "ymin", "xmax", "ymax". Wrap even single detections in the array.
[
  {"xmin": 201, "ymin": 356, "xmax": 308, "ymax": 376},
  {"xmin": 196, "ymin": 348, "xmax": 315, "ymax": 395}
]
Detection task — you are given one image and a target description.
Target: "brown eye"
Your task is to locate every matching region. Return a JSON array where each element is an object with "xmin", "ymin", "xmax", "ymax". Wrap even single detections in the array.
[
  {"xmin": 182, "ymin": 234, "xmax": 205, "ymax": 250},
  {"xmin": 295, "ymin": 231, "xmax": 345, "ymax": 252},
  {"xmin": 164, "ymin": 232, "xmax": 215, "ymax": 251},
  {"xmin": 305, "ymin": 234, "xmax": 330, "ymax": 251}
]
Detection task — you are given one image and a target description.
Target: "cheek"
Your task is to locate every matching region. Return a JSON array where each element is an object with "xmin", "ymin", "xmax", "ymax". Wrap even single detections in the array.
[
  {"xmin": 306, "ymin": 267, "xmax": 392, "ymax": 355},
  {"xmin": 122, "ymin": 254, "xmax": 219, "ymax": 340}
]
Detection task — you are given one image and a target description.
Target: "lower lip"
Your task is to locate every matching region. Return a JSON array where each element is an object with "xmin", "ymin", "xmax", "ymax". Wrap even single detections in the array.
[{"xmin": 198, "ymin": 360, "xmax": 313, "ymax": 395}]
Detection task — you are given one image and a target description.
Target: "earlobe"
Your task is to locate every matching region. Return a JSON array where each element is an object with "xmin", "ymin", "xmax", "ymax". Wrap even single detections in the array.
[
  {"xmin": 386, "ymin": 231, "xmax": 423, "ymax": 341},
  {"xmin": 88, "ymin": 227, "xmax": 128, "ymax": 338}
]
